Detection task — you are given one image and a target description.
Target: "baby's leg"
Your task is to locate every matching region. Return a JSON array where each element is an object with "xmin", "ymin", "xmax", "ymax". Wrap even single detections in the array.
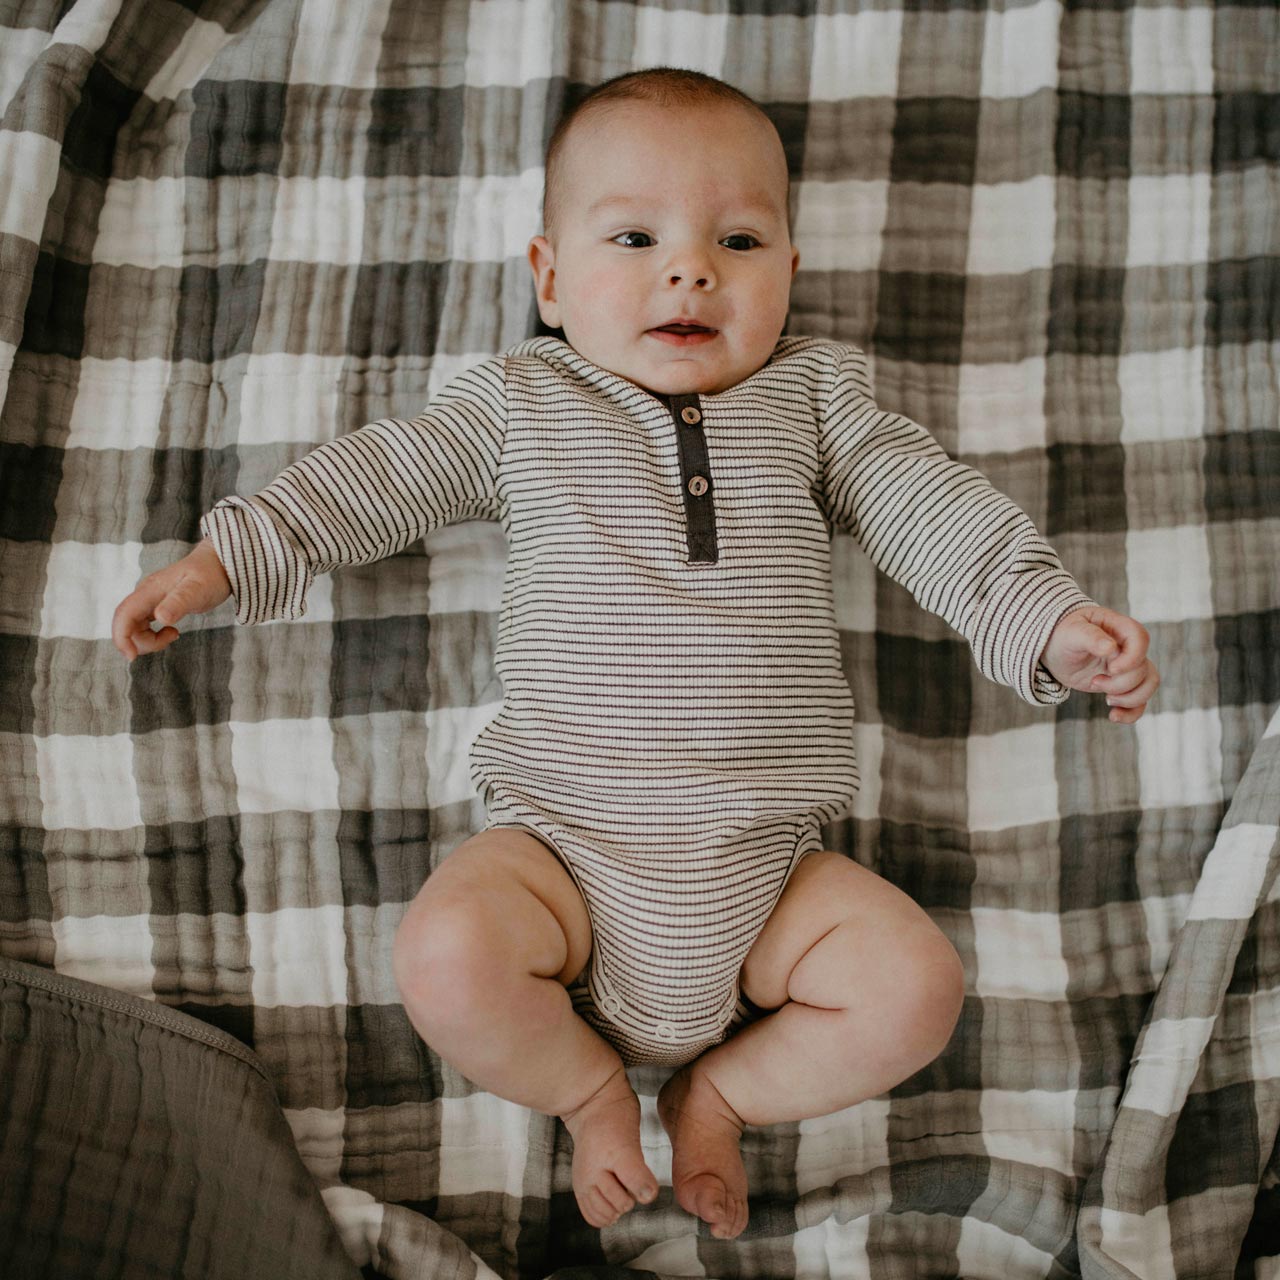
[
  {"xmin": 392, "ymin": 828, "xmax": 658, "ymax": 1227},
  {"xmin": 658, "ymin": 852, "xmax": 965, "ymax": 1239}
]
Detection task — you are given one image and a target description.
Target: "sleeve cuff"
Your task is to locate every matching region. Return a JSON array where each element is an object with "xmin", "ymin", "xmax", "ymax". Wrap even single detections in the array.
[
  {"xmin": 199, "ymin": 498, "xmax": 313, "ymax": 626},
  {"xmin": 1020, "ymin": 595, "xmax": 1096, "ymax": 706}
]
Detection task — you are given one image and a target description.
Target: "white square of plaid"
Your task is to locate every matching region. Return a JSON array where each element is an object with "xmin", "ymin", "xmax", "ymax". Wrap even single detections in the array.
[
  {"xmin": 229, "ymin": 717, "xmax": 342, "ymax": 814},
  {"xmin": 238, "ymin": 353, "xmax": 351, "ymax": 445},
  {"xmin": 1130, "ymin": 6, "xmax": 1215, "ymax": 95},
  {"xmin": 1125, "ymin": 525, "xmax": 1214, "ymax": 624},
  {"xmin": 451, "ymin": 173, "xmax": 543, "ymax": 264},
  {"xmin": 246, "ymin": 904, "xmax": 348, "ymax": 1007},
  {"xmin": 967, "ymin": 177, "xmax": 1056, "ymax": 274},
  {"xmin": 40, "ymin": 540, "xmax": 144, "ymax": 641},
  {"xmin": 423, "ymin": 523, "xmax": 506, "ymax": 617},
  {"xmin": 438, "ymin": 1093, "xmax": 539, "ymax": 1197},
  {"xmin": 96, "ymin": 177, "xmax": 185, "ymax": 269},
  {"xmin": 318, "ymin": 1183, "xmax": 383, "ymax": 1269},
  {"xmin": 793, "ymin": 178, "xmax": 888, "ymax": 272},
  {"xmin": 1129, "ymin": 1015, "xmax": 1218, "ymax": 1118},
  {"xmin": 0, "ymin": 130, "xmax": 61, "ymax": 241},
  {"xmin": 979, "ymin": 0, "xmax": 1059, "ymax": 99},
  {"xmin": 972, "ymin": 907, "xmax": 1070, "ymax": 1000},
  {"xmin": 979, "ymin": 1088, "xmax": 1077, "ymax": 1177},
  {"xmin": 811, "ymin": 9, "xmax": 903, "ymax": 100},
  {"xmin": 795, "ymin": 1096, "xmax": 890, "ymax": 1197},
  {"xmin": 0, "ymin": 26, "xmax": 47, "ymax": 116},
  {"xmin": 632, "ymin": 6, "xmax": 727, "ymax": 78},
  {"xmin": 51, "ymin": 913, "xmax": 157, "ymax": 994},
  {"xmin": 268, "ymin": 177, "xmax": 368, "ymax": 265},
  {"xmin": 958, "ymin": 357, "xmax": 1048, "ymax": 455},
  {"xmin": 288, "ymin": 0, "xmax": 392, "ymax": 89},
  {"xmin": 967, "ymin": 723, "xmax": 1057, "ymax": 833},
  {"xmin": 66, "ymin": 357, "xmax": 171, "ymax": 449},
  {"xmin": 848, "ymin": 723, "xmax": 883, "ymax": 822},
  {"xmin": 793, "ymin": 1216, "xmax": 873, "ymax": 1274},
  {"xmin": 955, "ymin": 1215, "xmax": 1059, "ymax": 1277},
  {"xmin": 1096, "ymin": 1204, "xmax": 1176, "ymax": 1274},
  {"xmin": 1127, "ymin": 174, "xmax": 1211, "ymax": 269},
  {"xmin": 35, "ymin": 732, "xmax": 144, "ymax": 831},
  {"xmin": 1134, "ymin": 707, "xmax": 1226, "ymax": 811},
  {"xmin": 1118, "ymin": 347, "xmax": 1205, "ymax": 444},
  {"xmin": 831, "ymin": 533, "xmax": 879, "ymax": 634},
  {"xmin": 1187, "ymin": 822, "xmax": 1276, "ymax": 922},
  {"xmin": 141, "ymin": 14, "xmax": 238, "ymax": 103},
  {"xmin": 464, "ymin": 0, "xmax": 555, "ymax": 87},
  {"xmin": 424, "ymin": 704, "xmax": 500, "ymax": 810}
]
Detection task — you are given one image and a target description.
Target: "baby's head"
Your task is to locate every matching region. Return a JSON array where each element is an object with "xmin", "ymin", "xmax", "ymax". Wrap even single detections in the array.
[{"xmin": 528, "ymin": 69, "xmax": 798, "ymax": 397}]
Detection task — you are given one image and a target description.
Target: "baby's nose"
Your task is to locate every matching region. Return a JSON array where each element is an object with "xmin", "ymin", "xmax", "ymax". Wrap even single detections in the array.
[{"xmin": 668, "ymin": 270, "xmax": 714, "ymax": 289}]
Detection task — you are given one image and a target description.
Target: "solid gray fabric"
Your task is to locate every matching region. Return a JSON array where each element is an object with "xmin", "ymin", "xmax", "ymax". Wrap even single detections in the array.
[{"xmin": 0, "ymin": 958, "xmax": 361, "ymax": 1280}]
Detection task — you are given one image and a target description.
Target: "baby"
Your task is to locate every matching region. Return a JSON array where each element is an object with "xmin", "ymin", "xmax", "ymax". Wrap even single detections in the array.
[{"xmin": 113, "ymin": 69, "xmax": 1160, "ymax": 1241}]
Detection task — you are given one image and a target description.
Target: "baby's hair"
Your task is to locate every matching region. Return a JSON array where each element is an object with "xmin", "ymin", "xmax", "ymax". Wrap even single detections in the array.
[{"xmin": 541, "ymin": 67, "xmax": 790, "ymax": 243}]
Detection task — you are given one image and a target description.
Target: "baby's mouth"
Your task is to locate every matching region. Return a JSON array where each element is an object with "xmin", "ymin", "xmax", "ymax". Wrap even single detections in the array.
[{"xmin": 647, "ymin": 322, "xmax": 719, "ymax": 346}]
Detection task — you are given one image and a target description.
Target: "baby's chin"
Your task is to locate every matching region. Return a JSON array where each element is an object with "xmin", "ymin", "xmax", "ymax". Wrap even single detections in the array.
[{"xmin": 572, "ymin": 341, "xmax": 765, "ymax": 399}]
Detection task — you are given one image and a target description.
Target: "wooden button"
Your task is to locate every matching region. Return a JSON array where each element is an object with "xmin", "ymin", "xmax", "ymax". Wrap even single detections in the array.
[
  {"xmin": 680, "ymin": 406, "xmax": 701, "ymax": 425},
  {"xmin": 687, "ymin": 475, "xmax": 709, "ymax": 497}
]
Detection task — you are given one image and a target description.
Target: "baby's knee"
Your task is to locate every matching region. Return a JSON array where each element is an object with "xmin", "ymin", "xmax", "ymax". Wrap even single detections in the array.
[
  {"xmin": 892, "ymin": 930, "xmax": 966, "ymax": 1064},
  {"xmin": 392, "ymin": 891, "xmax": 507, "ymax": 1032}
]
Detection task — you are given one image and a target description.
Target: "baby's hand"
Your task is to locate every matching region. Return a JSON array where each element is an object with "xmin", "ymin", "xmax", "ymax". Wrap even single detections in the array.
[
  {"xmin": 111, "ymin": 538, "xmax": 232, "ymax": 662},
  {"xmin": 1041, "ymin": 605, "xmax": 1160, "ymax": 724}
]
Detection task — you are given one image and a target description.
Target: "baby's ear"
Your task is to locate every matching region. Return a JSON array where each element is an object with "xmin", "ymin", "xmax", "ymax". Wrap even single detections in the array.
[{"xmin": 527, "ymin": 236, "xmax": 561, "ymax": 327}]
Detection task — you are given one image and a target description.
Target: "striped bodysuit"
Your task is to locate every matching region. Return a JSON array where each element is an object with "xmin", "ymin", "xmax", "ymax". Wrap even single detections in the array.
[{"xmin": 202, "ymin": 336, "xmax": 1090, "ymax": 1066}]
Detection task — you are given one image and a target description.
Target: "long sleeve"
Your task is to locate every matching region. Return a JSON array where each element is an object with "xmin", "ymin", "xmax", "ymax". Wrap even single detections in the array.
[
  {"xmin": 815, "ymin": 345, "xmax": 1092, "ymax": 705},
  {"xmin": 200, "ymin": 355, "xmax": 507, "ymax": 625}
]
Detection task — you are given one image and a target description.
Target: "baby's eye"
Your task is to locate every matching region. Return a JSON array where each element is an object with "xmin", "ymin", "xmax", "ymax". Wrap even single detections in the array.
[
  {"xmin": 612, "ymin": 231, "xmax": 654, "ymax": 248},
  {"xmin": 720, "ymin": 234, "xmax": 760, "ymax": 251}
]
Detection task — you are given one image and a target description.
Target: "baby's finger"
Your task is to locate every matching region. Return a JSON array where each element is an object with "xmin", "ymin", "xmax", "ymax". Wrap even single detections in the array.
[
  {"xmin": 1106, "ymin": 663, "xmax": 1161, "ymax": 720},
  {"xmin": 1093, "ymin": 663, "xmax": 1148, "ymax": 697},
  {"xmin": 129, "ymin": 625, "xmax": 182, "ymax": 658},
  {"xmin": 1099, "ymin": 612, "xmax": 1150, "ymax": 673},
  {"xmin": 111, "ymin": 581, "xmax": 167, "ymax": 659}
]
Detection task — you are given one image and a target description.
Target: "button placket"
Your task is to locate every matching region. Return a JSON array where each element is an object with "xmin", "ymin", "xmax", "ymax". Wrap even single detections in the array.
[{"xmin": 667, "ymin": 393, "xmax": 718, "ymax": 564}]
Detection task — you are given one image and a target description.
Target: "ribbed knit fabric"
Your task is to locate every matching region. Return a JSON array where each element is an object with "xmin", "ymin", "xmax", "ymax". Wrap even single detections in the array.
[{"xmin": 201, "ymin": 336, "xmax": 1092, "ymax": 1065}]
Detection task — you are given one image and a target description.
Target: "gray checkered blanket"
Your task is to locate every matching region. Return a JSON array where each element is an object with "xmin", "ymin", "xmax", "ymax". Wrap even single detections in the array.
[{"xmin": 1, "ymin": 2, "xmax": 1277, "ymax": 1277}]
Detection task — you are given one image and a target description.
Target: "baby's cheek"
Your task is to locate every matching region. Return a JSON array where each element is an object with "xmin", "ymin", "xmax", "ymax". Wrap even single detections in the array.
[{"xmin": 570, "ymin": 272, "xmax": 633, "ymax": 340}]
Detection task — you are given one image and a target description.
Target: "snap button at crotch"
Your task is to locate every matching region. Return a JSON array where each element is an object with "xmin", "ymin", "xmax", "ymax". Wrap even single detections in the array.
[
  {"xmin": 600, "ymin": 995, "xmax": 623, "ymax": 1016},
  {"xmin": 654, "ymin": 1022, "xmax": 677, "ymax": 1040}
]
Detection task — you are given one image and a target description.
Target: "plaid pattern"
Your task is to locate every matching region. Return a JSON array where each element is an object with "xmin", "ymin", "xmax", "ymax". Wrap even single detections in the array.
[{"xmin": 1, "ymin": 1, "xmax": 1276, "ymax": 1277}]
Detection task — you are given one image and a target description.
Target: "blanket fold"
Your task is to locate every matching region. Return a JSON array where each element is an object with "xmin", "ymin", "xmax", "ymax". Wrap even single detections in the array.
[{"xmin": 1, "ymin": 1, "xmax": 1276, "ymax": 1277}]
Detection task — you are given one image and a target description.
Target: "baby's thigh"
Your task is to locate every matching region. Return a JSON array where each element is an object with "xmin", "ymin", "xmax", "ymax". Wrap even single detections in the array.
[
  {"xmin": 395, "ymin": 827, "xmax": 592, "ymax": 988},
  {"xmin": 739, "ymin": 851, "xmax": 961, "ymax": 1012}
]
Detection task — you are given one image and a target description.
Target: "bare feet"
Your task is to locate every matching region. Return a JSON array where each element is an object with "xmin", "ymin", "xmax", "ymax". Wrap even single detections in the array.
[
  {"xmin": 657, "ymin": 1063, "xmax": 749, "ymax": 1239},
  {"xmin": 560, "ymin": 1066, "xmax": 659, "ymax": 1228}
]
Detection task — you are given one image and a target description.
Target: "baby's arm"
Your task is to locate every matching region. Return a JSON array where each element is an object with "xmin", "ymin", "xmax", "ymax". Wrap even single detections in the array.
[
  {"xmin": 1040, "ymin": 605, "xmax": 1160, "ymax": 723},
  {"xmin": 111, "ymin": 354, "xmax": 508, "ymax": 656},
  {"xmin": 111, "ymin": 538, "xmax": 231, "ymax": 661}
]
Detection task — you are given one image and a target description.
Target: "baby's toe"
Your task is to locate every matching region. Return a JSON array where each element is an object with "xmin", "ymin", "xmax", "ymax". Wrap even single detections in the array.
[
  {"xmin": 616, "ymin": 1154, "xmax": 659, "ymax": 1204},
  {"xmin": 597, "ymin": 1171, "xmax": 636, "ymax": 1217},
  {"xmin": 711, "ymin": 1193, "xmax": 748, "ymax": 1240},
  {"xmin": 688, "ymin": 1176, "xmax": 727, "ymax": 1226},
  {"xmin": 581, "ymin": 1187, "xmax": 619, "ymax": 1228}
]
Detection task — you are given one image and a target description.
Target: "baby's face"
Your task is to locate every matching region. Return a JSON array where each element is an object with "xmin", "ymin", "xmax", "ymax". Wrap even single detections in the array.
[{"xmin": 528, "ymin": 101, "xmax": 798, "ymax": 396}]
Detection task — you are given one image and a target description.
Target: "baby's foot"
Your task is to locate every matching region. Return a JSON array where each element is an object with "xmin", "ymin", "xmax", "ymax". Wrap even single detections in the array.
[
  {"xmin": 656, "ymin": 1063, "xmax": 749, "ymax": 1240},
  {"xmin": 560, "ymin": 1066, "xmax": 659, "ymax": 1228}
]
